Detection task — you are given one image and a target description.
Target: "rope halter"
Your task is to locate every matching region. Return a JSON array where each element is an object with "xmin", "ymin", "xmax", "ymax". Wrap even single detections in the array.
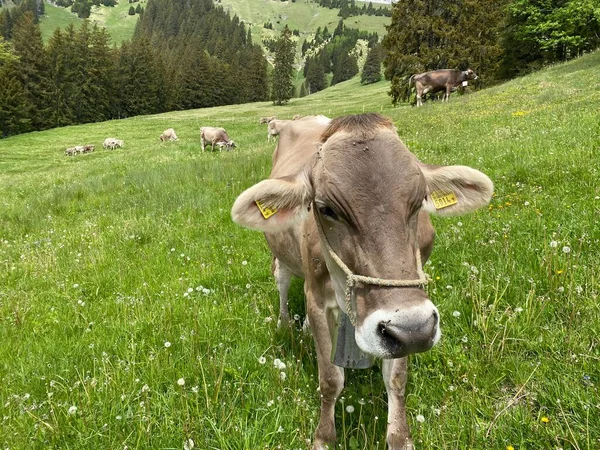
[{"xmin": 313, "ymin": 205, "xmax": 429, "ymax": 327}]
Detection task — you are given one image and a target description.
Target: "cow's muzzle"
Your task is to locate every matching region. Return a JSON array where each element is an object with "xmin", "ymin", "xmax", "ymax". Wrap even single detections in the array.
[{"xmin": 356, "ymin": 300, "xmax": 440, "ymax": 359}]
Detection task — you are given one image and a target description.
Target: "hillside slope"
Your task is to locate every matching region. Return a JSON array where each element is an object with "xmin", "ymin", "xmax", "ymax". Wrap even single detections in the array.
[
  {"xmin": 38, "ymin": 0, "xmax": 389, "ymax": 49},
  {"xmin": 0, "ymin": 53, "xmax": 599, "ymax": 449}
]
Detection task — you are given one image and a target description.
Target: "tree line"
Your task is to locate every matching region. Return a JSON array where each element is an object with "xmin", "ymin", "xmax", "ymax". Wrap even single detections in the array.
[
  {"xmin": 382, "ymin": 0, "xmax": 600, "ymax": 104},
  {"xmin": 0, "ymin": 0, "xmax": 268, "ymax": 137},
  {"xmin": 301, "ymin": 20, "xmax": 380, "ymax": 95},
  {"xmin": 316, "ymin": 0, "xmax": 391, "ymax": 18}
]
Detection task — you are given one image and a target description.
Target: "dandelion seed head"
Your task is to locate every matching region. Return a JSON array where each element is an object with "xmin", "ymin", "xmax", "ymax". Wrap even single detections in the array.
[
  {"xmin": 67, "ymin": 405, "xmax": 77, "ymax": 415},
  {"xmin": 345, "ymin": 405, "xmax": 355, "ymax": 413},
  {"xmin": 452, "ymin": 311, "xmax": 461, "ymax": 318},
  {"xmin": 416, "ymin": 414, "xmax": 425, "ymax": 423},
  {"xmin": 562, "ymin": 246, "xmax": 571, "ymax": 254},
  {"xmin": 164, "ymin": 341, "xmax": 171, "ymax": 348},
  {"xmin": 550, "ymin": 240, "xmax": 558, "ymax": 248},
  {"xmin": 177, "ymin": 378, "xmax": 185, "ymax": 386}
]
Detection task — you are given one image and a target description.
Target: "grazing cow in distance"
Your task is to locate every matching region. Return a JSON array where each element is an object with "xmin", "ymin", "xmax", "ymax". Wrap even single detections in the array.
[
  {"xmin": 409, "ymin": 69, "xmax": 478, "ymax": 106},
  {"xmin": 231, "ymin": 113, "xmax": 493, "ymax": 449},
  {"xmin": 160, "ymin": 128, "xmax": 178, "ymax": 142},
  {"xmin": 259, "ymin": 116, "xmax": 276, "ymax": 125},
  {"xmin": 103, "ymin": 138, "xmax": 124, "ymax": 150},
  {"xmin": 65, "ymin": 145, "xmax": 94, "ymax": 156},
  {"xmin": 200, "ymin": 126, "xmax": 236, "ymax": 152}
]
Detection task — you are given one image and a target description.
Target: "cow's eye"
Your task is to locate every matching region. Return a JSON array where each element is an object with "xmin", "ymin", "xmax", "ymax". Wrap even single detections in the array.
[{"xmin": 318, "ymin": 205, "xmax": 339, "ymax": 221}]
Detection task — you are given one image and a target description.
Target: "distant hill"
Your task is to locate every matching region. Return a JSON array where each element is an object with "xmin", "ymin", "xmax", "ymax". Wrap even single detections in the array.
[{"xmin": 37, "ymin": 0, "xmax": 389, "ymax": 52}]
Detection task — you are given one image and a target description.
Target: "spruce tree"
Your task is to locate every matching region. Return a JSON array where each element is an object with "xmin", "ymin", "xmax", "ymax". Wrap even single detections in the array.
[
  {"xmin": 46, "ymin": 27, "xmax": 77, "ymax": 127},
  {"xmin": 0, "ymin": 37, "xmax": 30, "ymax": 136},
  {"xmin": 271, "ymin": 25, "xmax": 295, "ymax": 105},
  {"xmin": 360, "ymin": 44, "xmax": 381, "ymax": 85},
  {"xmin": 11, "ymin": 12, "xmax": 52, "ymax": 130},
  {"xmin": 331, "ymin": 51, "xmax": 357, "ymax": 85}
]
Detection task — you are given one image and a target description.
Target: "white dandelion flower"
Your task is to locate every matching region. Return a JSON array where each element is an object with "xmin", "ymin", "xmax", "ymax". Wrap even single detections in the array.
[
  {"xmin": 258, "ymin": 356, "xmax": 266, "ymax": 365},
  {"xmin": 280, "ymin": 372, "xmax": 286, "ymax": 381},
  {"xmin": 177, "ymin": 378, "xmax": 185, "ymax": 386},
  {"xmin": 164, "ymin": 341, "xmax": 171, "ymax": 348},
  {"xmin": 550, "ymin": 240, "xmax": 558, "ymax": 248},
  {"xmin": 345, "ymin": 405, "xmax": 355, "ymax": 413},
  {"xmin": 562, "ymin": 246, "xmax": 571, "ymax": 254},
  {"xmin": 452, "ymin": 311, "xmax": 461, "ymax": 318},
  {"xmin": 67, "ymin": 405, "xmax": 77, "ymax": 415},
  {"xmin": 416, "ymin": 414, "xmax": 425, "ymax": 423}
]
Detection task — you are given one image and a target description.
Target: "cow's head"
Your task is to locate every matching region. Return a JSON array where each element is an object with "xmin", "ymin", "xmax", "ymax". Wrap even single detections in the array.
[
  {"xmin": 231, "ymin": 113, "xmax": 493, "ymax": 359},
  {"xmin": 465, "ymin": 69, "xmax": 478, "ymax": 80}
]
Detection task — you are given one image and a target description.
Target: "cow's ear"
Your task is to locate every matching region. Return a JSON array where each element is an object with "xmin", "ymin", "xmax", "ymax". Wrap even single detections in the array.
[
  {"xmin": 419, "ymin": 164, "xmax": 493, "ymax": 217},
  {"xmin": 231, "ymin": 172, "xmax": 312, "ymax": 232}
]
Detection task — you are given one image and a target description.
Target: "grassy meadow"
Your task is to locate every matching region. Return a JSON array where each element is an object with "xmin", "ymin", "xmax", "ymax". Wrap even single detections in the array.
[{"xmin": 1, "ymin": 51, "xmax": 599, "ymax": 450}]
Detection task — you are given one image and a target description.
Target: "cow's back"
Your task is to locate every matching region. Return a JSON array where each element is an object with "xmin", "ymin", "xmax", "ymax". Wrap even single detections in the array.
[
  {"xmin": 266, "ymin": 116, "xmax": 331, "ymax": 277},
  {"xmin": 270, "ymin": 116, "xmax": 330, "ymax": 179}
]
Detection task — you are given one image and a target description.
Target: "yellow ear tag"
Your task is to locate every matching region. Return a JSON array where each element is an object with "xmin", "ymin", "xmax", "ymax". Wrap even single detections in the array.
[
  {"xmin": 255, "ymin": 200, "xmax": 278, "ymax": 219},
  {"xmin": 431, "ymin": 191, "xmax": 458, "ymax": 210}
]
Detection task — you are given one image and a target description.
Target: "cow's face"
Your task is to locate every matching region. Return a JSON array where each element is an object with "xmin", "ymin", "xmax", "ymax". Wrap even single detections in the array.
[
  {"xmin": 231, "ymin": 114, "xmax": 493, "ymax": 359},
  {"xmin": 310, "ymin": 124, "xmax": 441, "ymax": 358},
  {"xmin": 465, "ymin": 69, "xmax": 478, "ymax": 80}
]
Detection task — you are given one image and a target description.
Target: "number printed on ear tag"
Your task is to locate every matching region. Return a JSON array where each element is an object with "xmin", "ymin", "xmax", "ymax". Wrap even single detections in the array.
[
  {"xmin": 431, "ymin": 191, "xmax": 458, "ymax": 210},
  {"xmin": 255, "ymin": 200, "xmax": 278, "ymax": 219}
]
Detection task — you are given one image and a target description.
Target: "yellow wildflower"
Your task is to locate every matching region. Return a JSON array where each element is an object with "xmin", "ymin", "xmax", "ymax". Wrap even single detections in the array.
[
  {"xmin": 507, "ymin": 446, "xmax": 515, "ymax": 450},
  {"xmin": 541, "ymin": 416, "xmax": 550, "ymax": 423}
]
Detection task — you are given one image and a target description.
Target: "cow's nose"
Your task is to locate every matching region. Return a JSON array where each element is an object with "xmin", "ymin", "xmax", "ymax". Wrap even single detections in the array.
[{"xmin": 378, "ymin": 310, "xmax": 438, "ymax": 356}]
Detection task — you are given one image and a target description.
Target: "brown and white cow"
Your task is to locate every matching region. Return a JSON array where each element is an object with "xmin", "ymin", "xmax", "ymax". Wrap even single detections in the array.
[
  {"xmin": 410, "ymin": 69, "xmax": 478, "ymax": 106},
  {"xmin": 232, "ymin": 113, "xmax": 493, "ymax": 450},
  {"xmin": 160, "ymin": 128, "xmax": 178, "ymax": 142},
  {"xmin": 103, "ymin": 138, "xmax": 124, "ymax": 150},
  {"xmin": 200, "ymin": 126, "xmax": 236, "ymax": 152}
]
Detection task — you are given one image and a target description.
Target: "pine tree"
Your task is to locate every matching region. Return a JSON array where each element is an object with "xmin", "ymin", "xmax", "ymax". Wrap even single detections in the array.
[
  {"xmin": 360, "ymin": 43, "xmax": 381, "ymax": 85},
  {"xmin": 304, "ymin": 55, "xmax": 326, "ymax": 94},
  {"xmin": 46, "ymin": 26, "xmax": 77, "ymax": 127},
  {"xmin": 331, "ymin": 51, "xmax": 357, "ymax": 85},
  {"xmin": 0, "ymin": 37, "xmax": 30, "ymax": 136},
  {"xmin": 11, "ymin": 11, "xmax": 52, "ymax": 130},
  {"xmin": 271, "ymin": 25, "xmax": 295, "ymax": 105}
]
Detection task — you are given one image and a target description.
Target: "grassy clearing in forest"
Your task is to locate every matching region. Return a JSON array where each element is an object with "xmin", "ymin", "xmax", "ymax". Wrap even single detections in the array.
[{"xmin": 0, "ymin": 52, "xmax": 599, "ymax": 449}]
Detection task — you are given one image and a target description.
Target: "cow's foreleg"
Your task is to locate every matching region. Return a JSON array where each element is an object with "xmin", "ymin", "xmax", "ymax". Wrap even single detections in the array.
[
  {"xmin": 383, "ymin": 358, "xmax": 414, "ymax": 450},
  {"xmin": 416, "ymin": 91, "xmax": 423, "ymax": 107},
  {"xmin": 201, "ymin": 137, "xmax": 205, "ymax": 152},
  {"xmin": 307, "ymin": 285, "xmax": 344, "ymax": 450},
  {"xmin": 273, "ymin": 257, "xmax": 292, "ymax": 327}
]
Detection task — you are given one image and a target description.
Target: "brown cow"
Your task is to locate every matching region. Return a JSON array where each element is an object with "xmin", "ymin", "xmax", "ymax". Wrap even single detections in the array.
[
  {"xmin": 232, "ymin": 113, "xmax": 493, "ymax": 449},
  {"xmin": 266, "ymin": 119, "xmax": 292, "ymax": 142},
  {"xmin": 410, "ymin": 69, "xmax": 478, "ymax": 106},
  {"xmin": 200, "ymin": 126, "xmax": 236, "ymax": 152},
  {"xmin": 160, "ymin": 128, "xmax": 178, "ymax": 142}
]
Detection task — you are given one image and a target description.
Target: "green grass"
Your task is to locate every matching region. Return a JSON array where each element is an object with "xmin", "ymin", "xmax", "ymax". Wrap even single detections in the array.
[
  {"xmin": 1, "ymin": 51, "xmax": 599, "ymax": 449},
  {"xmin": 39, "ymin": 3, "xmax": 82, "ymax": 42}
]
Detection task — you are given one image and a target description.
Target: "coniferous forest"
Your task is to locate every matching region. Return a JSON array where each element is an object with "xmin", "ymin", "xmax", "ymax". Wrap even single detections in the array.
[
  {"xmin": 1, "ymin": 0, "xmax": 599, "ymax": 136},
  {"xmin": 0, "ymin": 0, "xmax": 268, "ymax": 137}
]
